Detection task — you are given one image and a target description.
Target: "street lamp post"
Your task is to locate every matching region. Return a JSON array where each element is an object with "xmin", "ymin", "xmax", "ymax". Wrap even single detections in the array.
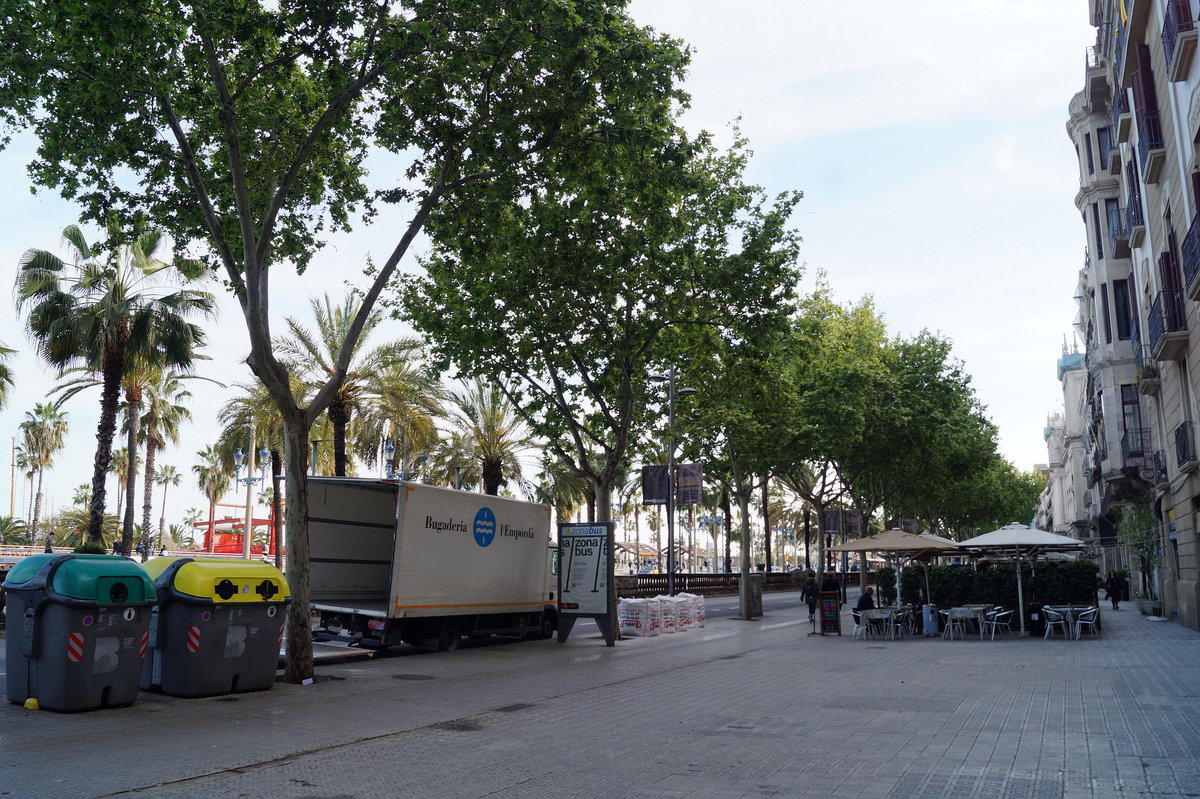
[
  {"xmin": 234, "ymin": 442, "xmax": 270, "ymax": 559},
  {"xmin": 649, "ymin": 366, "xmax": 697, "ymax": 597}
]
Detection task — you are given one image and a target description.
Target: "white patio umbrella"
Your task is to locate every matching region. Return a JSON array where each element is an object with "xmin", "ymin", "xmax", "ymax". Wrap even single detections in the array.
[{"xmin": 955, "ymin": 524, "xmax": 1087, "ymax": 636}]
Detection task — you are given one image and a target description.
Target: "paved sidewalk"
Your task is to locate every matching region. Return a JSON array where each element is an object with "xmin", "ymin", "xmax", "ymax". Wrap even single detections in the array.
[{"xmin": 1, "ymin": 596, "xmax": 1198, "ymax": 798}]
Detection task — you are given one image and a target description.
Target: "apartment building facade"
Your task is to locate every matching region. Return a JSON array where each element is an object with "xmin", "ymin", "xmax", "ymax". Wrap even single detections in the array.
[
  {"xmin": 1066, "ymin": 0, "xmax": 1200, "ymax": 629},
  {"xmin": 1038, "ymin": 352, "xmax": 1089, "ymax": 539}
]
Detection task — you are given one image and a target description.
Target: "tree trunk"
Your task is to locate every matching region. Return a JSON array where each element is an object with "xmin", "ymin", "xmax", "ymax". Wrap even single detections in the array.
[
  {"xmin": 141, "ymin": 436, "xmax": 157, "ymax": 562},
  {"xmin": 721, "ymin": 487, "xmax": 732, "ymax": 573},
  {"xmin": 329, "ymin": 400, "xmax": 349, "ymax": 477},
  {"xmin": 281, "ymin": 410, "xmax": 314, "ymax": 684},
  {"xmin": 120, "ymin": 386, "xmax": 142, "ymax": 556},
  {"xmin": 736, "ymin": 487, "xmax": 754, "ymax": 620},
  {"xmin": 32, "ymin": 467, "xmax": 44, "ymax": 541},
  {"xmin": 761, "ymin": 479, "xmax": 772, "ymax": 571},
  {"xmin": 803, "ymin": 506, "xmax": 811, "ymax": 570},
  {"xmin": 482, "ymin": 459, "xmax": 503, "ymax": 496},
  {"xmin": 271, "ymin": 449, "xmax": 283, "ymax": 571},
  {"xmin": 87, "ymin": 351, "xmax": 123, "ymax": 543}
]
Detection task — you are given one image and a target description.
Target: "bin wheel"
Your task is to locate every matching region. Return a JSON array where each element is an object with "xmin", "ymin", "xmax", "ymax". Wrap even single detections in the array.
[{"xmin": 438, "ymin": 620, "xmax": 463, "ymax": 652}]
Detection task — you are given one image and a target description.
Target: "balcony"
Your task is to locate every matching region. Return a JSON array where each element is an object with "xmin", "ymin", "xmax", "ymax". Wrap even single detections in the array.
[
  {"xmin": 1138, "ymin": 110, "xmax": 1166, "ymax": 183},
  {"xmin": 1148, "ymin": 288, "xmax": 1188, "ymax": 361},
  {"xmin": 1127, "ymin": 195, "xmax": 1146, "ymax": 248},
  {"xmin": 1110, "ymin": 213, "xmax": 1131, "ymax": 258},
  {"xmin": 1154, "ymin": 449, "xmax": 1171, "ymax": 487},
  {"xmin": 1184, "ymin": 212, "xmax": 1200, "ymax": 300},
  {"xmin": 1114, "ymin": 92, "xmax": 1133, "ymax": 143},
  {"xmin": 1121, "ymin": 427, "xmax": 1151, "ymax": 469},
  {"xmin": 1164, "ymin": 0, "xmax": 1198, "ymax": 81},
  {"xmin": 1087, "ymin": 47, "xmax": 1110, "ymax": 108},
  {"xmin": 1175, "ymin": 421, "xmax": 1199, "ymax": 472},
  {"xmin": 1136, "ymin": 346, "xmax": 1161, "ymax": 396}
]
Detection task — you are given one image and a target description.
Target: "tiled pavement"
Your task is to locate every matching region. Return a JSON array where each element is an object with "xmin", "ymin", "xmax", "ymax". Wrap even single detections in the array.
[{"xmin": 1, "ymin": 594, "xmax": 1198, "ymax": 799}]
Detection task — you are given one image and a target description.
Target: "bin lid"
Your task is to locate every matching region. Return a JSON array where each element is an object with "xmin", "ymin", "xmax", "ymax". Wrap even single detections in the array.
[
  {"xmin": 144, "ymin": 556, "xmax": 291, "ymax": 603},
  {"xmin": 2, "ymin": 553, "xmax": 155, "ymax": 604}
]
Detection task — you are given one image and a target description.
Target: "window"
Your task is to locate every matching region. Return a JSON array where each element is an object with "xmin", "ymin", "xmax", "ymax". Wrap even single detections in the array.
[
  {"xmin": 1085, "ymin": 132, "xmax": 1095, "ymax": 173},
  {"xmin": 1121, "ymin": 385, "xmax": 1143, "ymax": 452},
  {"xmin": 1106, "ymin": 197, "xmax": 1122, "ymax": 239},
  {"xmin": 1113, "ymin": 279, "xmax": 1132, "ymax": 340},
  {"xmin": 1101, "ymin": 282, "xmax": 1113, "ymax": 344},
  {"xmin": 1093, "ymin": 203, "xmax": 1105, "ymax": 259},
  {"xmin": 1098, "ymin": 126, "xmax": 1113, "ymax": 164}
]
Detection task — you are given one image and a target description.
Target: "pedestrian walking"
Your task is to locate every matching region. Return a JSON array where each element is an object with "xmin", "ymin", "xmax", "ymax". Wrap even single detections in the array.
[
  {"xmin": 801, "ymin": 571, "xmax": 819, "ymax": 622},
  {"xmin": 1105, "ymin": 571, "xmax": 1126, "ymax": 610}
]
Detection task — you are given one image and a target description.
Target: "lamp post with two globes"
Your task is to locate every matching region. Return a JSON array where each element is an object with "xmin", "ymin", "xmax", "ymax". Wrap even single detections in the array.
[{"xmin": 648, "ymin": 366, "xmax": 697, "ymax": 597}]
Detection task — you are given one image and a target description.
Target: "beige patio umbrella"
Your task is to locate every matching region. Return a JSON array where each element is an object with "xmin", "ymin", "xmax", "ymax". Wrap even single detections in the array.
[{"xmin": 829, "ymin": 528, "xmax": 957, "ymax": 605}]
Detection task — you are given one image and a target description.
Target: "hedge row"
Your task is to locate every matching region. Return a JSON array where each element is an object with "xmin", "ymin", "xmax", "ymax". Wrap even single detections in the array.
[{"xmin": 876, "ymin": 561, "xmax": 1099, "ymax": 608}]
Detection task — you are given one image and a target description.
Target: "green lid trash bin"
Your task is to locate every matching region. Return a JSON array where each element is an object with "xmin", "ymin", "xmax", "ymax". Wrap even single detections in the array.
[
  {"xmin": 3, "ymin": 553, "xmax": 155, "ymax": 712},
  {"xmin": 140, "ymin": 557, "xmax": 291, "ymax": 697}
]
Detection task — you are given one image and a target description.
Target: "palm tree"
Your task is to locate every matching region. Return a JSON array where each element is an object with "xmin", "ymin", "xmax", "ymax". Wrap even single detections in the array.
[
  {"xmin": 277, "ymin": 292, "xmax": 429, "ymax": 476},
  {"xmin": 14, "ymin": 445, "xmax": 35, "ymax": 523},
  {"xmin": 354, "ymin": 358, "xmax": 446, "ymax": 477},
  {"xmin": 0, "ymin": 516, "xmax": 28, "ymax": 545},
  {"xmin": 19, "ymin": 403, "xmax": 69, "ymax": 542},
  {"xmin": 156, "ymin": 464, "xmax": 182, "ymax": 552},
  {"xmin": 107, "ymin": 447, "xmax": 140, "ymax": 526},
  {"xmin": 137, "ymin": 372, "xmax": 193, "ymax": 559},
  {"xmin": 193, "ymin": 445, "xmax": 232, "ymax": 553},
  {"xmin": 15, "ymin": 222, "xmax": 215, "ymax": 542},
  {"xmin": 449, "ymin": 379, "xmax": 531, "ymax": 496},
  {"xmin": 0, "ymin": 341, "xmax": 14, "ymax": 409}
]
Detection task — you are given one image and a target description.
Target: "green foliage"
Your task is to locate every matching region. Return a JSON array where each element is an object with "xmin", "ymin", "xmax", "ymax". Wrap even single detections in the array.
[
  {"xmin": 877, "ymin": 561, "xmax": 1099, "ymax": 607},
  {"xmin": 1118, "ymin": 502, "xmax": 1158, "ymax": 600},
  {"xmin": 74, "ymin": 542, "xmax": 107, "ymax": 554}
]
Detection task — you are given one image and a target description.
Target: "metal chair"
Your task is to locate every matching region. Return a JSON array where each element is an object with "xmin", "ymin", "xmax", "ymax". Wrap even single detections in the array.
[
  {"xmin": 1074, "ymin": 607, "xmax": 1101, "ymax": 640},
  {"xmin": 1043, "ymin": 607, "xmax": 1071, "ymax": 640},
  {"xmin": 942, "ymin": 608, "xmax": 971, "ymax": 640},
  {"xmin": 851, "ymin": 610, "xmax": 867, "ymax": 640},
  {"xmin": 983, "ymin": 609, "xmax": 1014, "ymax": 640}
]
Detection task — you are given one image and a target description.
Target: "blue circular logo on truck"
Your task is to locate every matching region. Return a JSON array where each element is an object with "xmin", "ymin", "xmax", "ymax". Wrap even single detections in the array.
[{"xmin": 473, "ymin": 507, "xmax": 497, "ymax": 547}]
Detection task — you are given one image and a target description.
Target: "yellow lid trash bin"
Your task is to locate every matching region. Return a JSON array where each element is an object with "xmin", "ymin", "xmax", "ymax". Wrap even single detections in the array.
[{"xmin": 140, "ymin": 557, "xmax": 290, "ymax": 698}]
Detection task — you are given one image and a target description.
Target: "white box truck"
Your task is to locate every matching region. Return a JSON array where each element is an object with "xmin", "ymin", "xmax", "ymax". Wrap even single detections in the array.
[{"xmin": 308, "ymin": 477, "xmax": 558, "ymax": 651}]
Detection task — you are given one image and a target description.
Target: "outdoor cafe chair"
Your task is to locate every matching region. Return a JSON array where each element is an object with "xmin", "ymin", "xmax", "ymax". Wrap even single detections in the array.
[
  {"xmin": 851, "ymin": 610, "xmax": 867, "ymax": 640},
  {"xmin": 942, "ymin": 608, "xmax": 973, "ymax": 640},
  {"xmin": 1043, "ymin": 607, "xmax": 1071, "ymax": 640},
  {"xmin": 983, "ymin": 609, "xmax": 1014, "ymax": 640},
  {"xmin": 860, "ymin": 609, "xmax": 892, "ymax": 640},
  {"xmin": 889, "ymin": 609, "xmax": 910, "ymax": 639},
  {"xmin": 1074, "ymin": 607, "xmax": 1101, "ymax": 640}
]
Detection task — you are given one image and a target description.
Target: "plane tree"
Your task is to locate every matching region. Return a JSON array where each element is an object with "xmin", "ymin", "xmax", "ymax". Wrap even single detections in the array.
[{"xmin": 0, "ymin": 0, "xmax": 692, "ymax": 681}]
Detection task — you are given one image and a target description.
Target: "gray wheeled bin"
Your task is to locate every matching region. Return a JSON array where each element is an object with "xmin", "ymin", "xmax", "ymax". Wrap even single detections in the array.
[
  {"xmin": 140, "ymin": 556, "xmax": 291, "ymax": 697},
  {"xmin": 3, "ymin": 553, "xmax": 155, "ymax": 712}
]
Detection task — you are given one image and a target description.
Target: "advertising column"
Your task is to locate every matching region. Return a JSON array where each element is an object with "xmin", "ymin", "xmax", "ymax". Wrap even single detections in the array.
[{"xmin": 557, "ymin": 522, "xmax": 616, "ymax": 646}]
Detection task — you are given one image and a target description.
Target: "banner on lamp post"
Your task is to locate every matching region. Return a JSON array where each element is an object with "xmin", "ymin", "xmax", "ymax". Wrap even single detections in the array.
[
  {"xmin": 641, "ymin": 465, "xmax": 668, "ymax": 506},
  {"xmin": 676, "ymin": 463, "xmax": 702, "ymax": 505}
]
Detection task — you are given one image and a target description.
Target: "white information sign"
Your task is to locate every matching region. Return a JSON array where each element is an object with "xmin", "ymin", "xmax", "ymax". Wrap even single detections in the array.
[
  {"xmin": 556, "ymin": 522, "xmax": 616, "ymax": 645},
  {"xmin": 559, "ymin": 525, "xmax": 609, "ymax": 615}
]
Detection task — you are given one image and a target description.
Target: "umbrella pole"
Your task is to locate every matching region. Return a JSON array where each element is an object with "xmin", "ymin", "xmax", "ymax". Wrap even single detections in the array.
[
  {"xmin": 895, "ymin": 559, "xmax": 902, "ymax": 607},
  {"xmin": 1015, "ymin": 545, "xmax": 1027, "ymax": 636}
]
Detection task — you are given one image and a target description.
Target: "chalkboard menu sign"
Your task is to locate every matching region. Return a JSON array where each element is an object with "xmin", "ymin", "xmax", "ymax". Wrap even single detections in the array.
[{"xmin": 819, "ymin": 591, "xmax": 841, "ymax": 635}]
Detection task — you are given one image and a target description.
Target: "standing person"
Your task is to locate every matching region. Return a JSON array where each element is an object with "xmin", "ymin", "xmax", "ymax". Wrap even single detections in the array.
[
  {"xmin": 801, "ymin": 571, "xmax": 819, "ymax": 622},
  {"xmin": 1105, "ymin": 571, "xmax": 1122, "ymax": 610}
]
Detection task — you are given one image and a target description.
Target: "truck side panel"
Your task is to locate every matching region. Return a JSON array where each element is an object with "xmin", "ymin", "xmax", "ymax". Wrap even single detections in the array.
[{"xmin": 392, "ymin": 484, "xmax": 552, "ymax": 619}]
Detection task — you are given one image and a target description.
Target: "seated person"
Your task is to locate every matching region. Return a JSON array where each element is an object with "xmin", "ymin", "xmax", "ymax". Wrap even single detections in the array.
[{"xmin": 855, "ymin": 585, "xmax": 875, "ymax": 612}]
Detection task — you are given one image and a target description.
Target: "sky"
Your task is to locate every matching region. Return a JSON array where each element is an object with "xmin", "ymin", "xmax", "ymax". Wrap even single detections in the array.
[{"xmin": 0, "ymin": 2, "xmax": 1096, "ymax": 529}]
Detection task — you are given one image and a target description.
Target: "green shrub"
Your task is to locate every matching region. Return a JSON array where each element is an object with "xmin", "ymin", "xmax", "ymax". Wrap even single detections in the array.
[{"xmin": 874, "ymin": 560, "xmax": 1098, "ymax": 608}]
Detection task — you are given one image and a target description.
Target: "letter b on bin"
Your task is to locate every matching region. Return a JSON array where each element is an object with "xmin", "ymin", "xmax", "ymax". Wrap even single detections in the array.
[{"xmin": 3, "ymin": 554, "xmax": 156, "ymax": 712}]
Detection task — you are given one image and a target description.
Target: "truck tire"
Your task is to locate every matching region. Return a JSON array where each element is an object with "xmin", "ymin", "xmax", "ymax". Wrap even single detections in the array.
[
  {"xmin": 437, "ymin": 620, "xmax": 463, "ymax": 652},
  {"xmin": 534, "ymin": 610, "xmax": 555, "ymax": 639}
]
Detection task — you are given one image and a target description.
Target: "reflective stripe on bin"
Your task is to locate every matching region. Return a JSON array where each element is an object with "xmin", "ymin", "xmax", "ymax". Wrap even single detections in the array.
[
  {"xmin": 138, "ymin": 630, "xmax": 149, "ymax": 659},
  {"xmin": 186, "ymin": 625, "xmax": 201, "ymax": 653},
  {"xmin": 277, "ymin": 622, "xmax": 285, "ymax": 648},
  {"xmin": 67, "ymin": 632, "xmax": 84, "ymax": 662}
]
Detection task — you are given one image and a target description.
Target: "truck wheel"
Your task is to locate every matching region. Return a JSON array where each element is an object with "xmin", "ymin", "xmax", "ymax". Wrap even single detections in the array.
[
  {"xmin": 537, "ymin": 611, "xmax": 555, "ymax": 639},
  {"xmin": 438, "ymin": 621, "xmax": 463, "ymax": 652}
]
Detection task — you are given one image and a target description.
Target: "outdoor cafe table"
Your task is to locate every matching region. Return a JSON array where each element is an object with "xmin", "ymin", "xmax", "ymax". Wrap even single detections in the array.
[{"xmin": 940, "ymin": 606, "xmax": 989, "ymax": 640}]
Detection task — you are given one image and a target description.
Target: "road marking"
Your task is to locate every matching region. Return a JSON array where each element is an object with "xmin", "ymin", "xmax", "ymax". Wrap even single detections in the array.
[{"xmin": 761, "ymin": 620, "xmax": 803, "ymax": 630}]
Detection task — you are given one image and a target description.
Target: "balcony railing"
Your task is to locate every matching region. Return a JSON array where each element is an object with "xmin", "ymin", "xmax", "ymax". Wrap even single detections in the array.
[
  {"xmin": 1114, "ymin": 92, "xmax": 1132, "ymax": 142},
  {"xmin": 1122, "ymin": 427, "xmax": 1151, "ymax": 467},
  {"xmin": 1164, "ymin": 0, "xmax": 1198, "ymax": 81},
  {"xmin": 1138, "ymin": 110, "xmax": 1166, "ymax": 183},
  {"xmin": 1184, "ymin": 212, "xmax": 1200, "ymax": 299},
  {"xmin": 1148, "ymin": 288, "xmax": 1188, "ymax": 359},
  {"xmin": 1110, "ymin": 212, "xmax": 1130, "ymax": 258},
  {"xmin": 1154, "ymin": 449, "xmax": 1170, "ymax": 485},
  {"xmin": 1175, "ymin": 421, "xmax": 1199, "ymax": 471},
  {"xmin": 1127, "ymin": 195, "xmax": 1146, "ymax": 247}
]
